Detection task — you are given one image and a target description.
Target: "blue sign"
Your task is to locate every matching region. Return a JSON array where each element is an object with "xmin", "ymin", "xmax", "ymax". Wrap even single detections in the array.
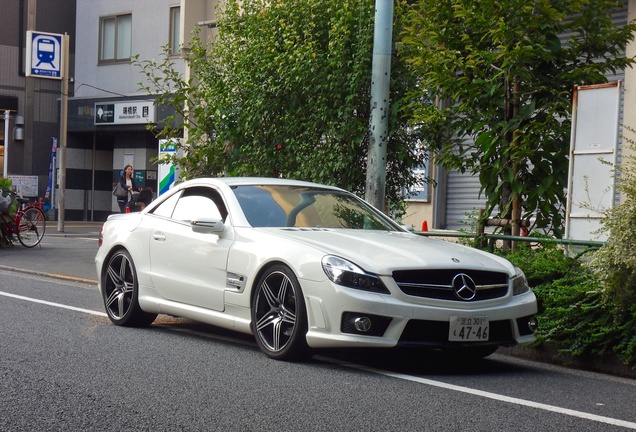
[
  {"xmin": 46, "ymin": 137, "xmax": 57, "ymax": 200},
  {"xmin": 26, "ymin": 31, "xmax": 63, "ymax": 79}
]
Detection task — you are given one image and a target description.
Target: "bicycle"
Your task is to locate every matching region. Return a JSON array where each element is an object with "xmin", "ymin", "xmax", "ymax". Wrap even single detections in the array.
[{"xmin": 0, "ymin": 190, "xmax": 47, "ymax": 248}]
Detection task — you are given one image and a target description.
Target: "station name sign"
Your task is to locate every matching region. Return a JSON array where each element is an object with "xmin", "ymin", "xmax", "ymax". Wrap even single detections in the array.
[{"xmin": 95, "ymin": 100, "xmax": 156, "ymax": 125}]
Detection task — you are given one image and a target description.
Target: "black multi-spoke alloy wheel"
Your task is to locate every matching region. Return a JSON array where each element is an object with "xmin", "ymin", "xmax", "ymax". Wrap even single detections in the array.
[
  {"xmin": 102, "ymin": 250, "xmax": 156, "ymax": 327},
  {"xmin": 251, "ymin": 265, "xmax": 310, "ymax": 361},
  {"xmin": 17, "ymin": 207, "xmax": 46, "ymax": 248}
]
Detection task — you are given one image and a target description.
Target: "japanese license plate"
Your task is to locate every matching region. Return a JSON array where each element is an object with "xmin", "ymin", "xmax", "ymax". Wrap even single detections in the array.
[{"xmin": 449, "ymin": 316, "xmax": 489, "ymax": 341}]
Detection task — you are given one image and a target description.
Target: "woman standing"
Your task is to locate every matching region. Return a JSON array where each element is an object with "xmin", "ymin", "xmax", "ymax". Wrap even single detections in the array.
[{"xmin": 117, "ymin": 164, "xmax": 140, "ymax": 212}]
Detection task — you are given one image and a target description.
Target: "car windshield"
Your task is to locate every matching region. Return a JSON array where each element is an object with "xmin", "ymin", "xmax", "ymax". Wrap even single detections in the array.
[{"xmin": 232, "ymin": 185, "xmax": 399, "ymax": 230}]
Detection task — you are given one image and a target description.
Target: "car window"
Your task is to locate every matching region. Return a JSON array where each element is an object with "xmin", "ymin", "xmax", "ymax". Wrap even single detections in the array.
[
  {"xmin": 171, "ymin": 187, "xmax": 227, "ymax": 223},
  {"xmin": 233, "ymin": 185, "xmax": 397, "ymax": 230},
  {"xmin": 297, "ymin": 193, "xmax": 391, "ymax": 229},
  {"xmin": 233, "ymin": 185, "xmax": 288, "ymax": 227},
  {"xmin": 150, "ymin": 191, "xmax": 181, "ymax": 218}
]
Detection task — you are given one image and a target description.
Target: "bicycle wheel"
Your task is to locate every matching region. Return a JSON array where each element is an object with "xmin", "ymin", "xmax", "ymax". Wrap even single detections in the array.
[{"xmin": 17, "ymin": 207, "xmax": 46, "ymax": 247}]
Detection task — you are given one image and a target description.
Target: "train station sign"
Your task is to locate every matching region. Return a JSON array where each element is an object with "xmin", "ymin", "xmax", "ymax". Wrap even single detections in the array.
[
  {"xmin": 95, "ymin": 100, "xmax": 157, "ymax": 125},
  {"xmin": 26, "ymin": 31, "xmax": 63, "ymax": 79}
]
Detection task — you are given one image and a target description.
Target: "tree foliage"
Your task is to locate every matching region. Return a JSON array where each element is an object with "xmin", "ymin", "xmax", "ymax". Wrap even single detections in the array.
[
  {"xmin": 135, "ymin": 0, "xmax": 425, "ymax": 211},
  {"xmin": 400, "ymin": 0, "xmax": 636, "ymax": 236}
]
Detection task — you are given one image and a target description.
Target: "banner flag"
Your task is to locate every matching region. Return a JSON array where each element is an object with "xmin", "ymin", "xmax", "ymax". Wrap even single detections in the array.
[{"xmin": 45, "ymin": 137, "xmax": 57, "ymax": 200}]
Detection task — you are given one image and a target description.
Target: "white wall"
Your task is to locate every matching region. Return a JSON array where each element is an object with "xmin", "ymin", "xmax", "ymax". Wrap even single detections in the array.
[{"xmin": 74, "ymin": 0, "xmax": 186, "ymax": 99}]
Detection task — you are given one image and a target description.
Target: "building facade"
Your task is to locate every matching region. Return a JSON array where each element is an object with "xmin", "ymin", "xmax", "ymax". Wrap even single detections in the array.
[
  {"xmin": 0, "ymin": 0, "xmax": 76, "ymax": 207},
  {"xmin": 67, "ymin": 0, "xmax": 222, "ymax": 221},
  {"xmin": 69, "ymin": 0, "xmax": 190, "ymax": 221}
]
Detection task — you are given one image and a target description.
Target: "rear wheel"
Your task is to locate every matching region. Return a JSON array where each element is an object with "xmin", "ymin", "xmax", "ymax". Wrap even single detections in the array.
[
  {"xmin": 251, "ymin": 265, "xmax": 311, "ymax": 361},
  {"xmin": 16, "ymin": 207, "xmax": 46, "ymax": 248},
  {"xmin": 102, "ymin": 250, "xmax": 156, "ymax": 327}
]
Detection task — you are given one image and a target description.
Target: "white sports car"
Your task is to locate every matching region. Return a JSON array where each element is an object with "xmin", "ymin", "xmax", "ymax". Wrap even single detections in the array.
[{"xmin": 96, "ymin": 177, "xmax": 538, "ymax": 361}]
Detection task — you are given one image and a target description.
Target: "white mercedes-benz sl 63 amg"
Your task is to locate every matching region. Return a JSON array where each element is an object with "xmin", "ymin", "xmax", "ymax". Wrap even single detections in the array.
[{"xmin": 96, "ymin": 177, "xmax": 538, "ymax": 361}]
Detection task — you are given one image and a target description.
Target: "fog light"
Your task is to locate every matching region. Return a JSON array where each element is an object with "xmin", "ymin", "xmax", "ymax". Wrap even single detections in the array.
[
  {"xmin": 528, "ymin": 317, "xmax": 538, "ymax": 333},
  {"xmin": 341, "ymin": 312, "xmax": 392, "ymax": 336},
  {"xmin": 354, "ymin": 317, "xmax": 372, "ymax": 333}
]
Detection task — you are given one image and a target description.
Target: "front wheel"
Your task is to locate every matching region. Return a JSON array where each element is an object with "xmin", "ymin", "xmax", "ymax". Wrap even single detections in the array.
[
  {"xmin": 251, "ymin": 265, "xmax": 311, "ymax": 361},
  {"xmin": 102, "ymin": 250, "xmax": 156, "ymax": 327},
  {"xmin": 17, "ymin": 207, "xmax": 46, "ymax": 247}
]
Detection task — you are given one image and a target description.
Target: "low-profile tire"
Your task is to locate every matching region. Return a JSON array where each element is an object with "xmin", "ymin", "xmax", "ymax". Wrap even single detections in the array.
[
  {"xmin": 251, "ymin": 265, "xmax": 311, "ymax": 361},
  {"xmin": 441, "ymin": 345, "xmax": 498, "ymax": 360},
  {"xmin": 102, "ymin": 249, "xmax": 156, "ymax": 327}
]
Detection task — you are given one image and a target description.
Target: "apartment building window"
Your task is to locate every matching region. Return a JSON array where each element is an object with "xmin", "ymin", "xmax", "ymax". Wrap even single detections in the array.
[
  {"xmin": 100, "ymin": 13, "xmax": 132, "ymax": 63},
  {"xmin": 169, "ymin": 6, "xmax": 181, "ymax": 55}
]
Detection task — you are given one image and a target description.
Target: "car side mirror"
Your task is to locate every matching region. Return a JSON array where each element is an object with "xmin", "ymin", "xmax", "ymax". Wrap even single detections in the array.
[{"xmin": 191, "ymin": 218, "xmax": 225, "ymax": 234}]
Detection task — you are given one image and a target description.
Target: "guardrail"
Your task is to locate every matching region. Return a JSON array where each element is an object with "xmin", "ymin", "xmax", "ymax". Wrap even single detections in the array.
[{"xmin": 414, "ymin": 230, "xmax": 607, "ymax": 256}]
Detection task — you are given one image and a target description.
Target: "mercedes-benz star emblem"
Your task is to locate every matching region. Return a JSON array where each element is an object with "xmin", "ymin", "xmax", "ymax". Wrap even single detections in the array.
[{"xmin": 451, "ymin": 273, "xmax": 477, "ymax": 301}]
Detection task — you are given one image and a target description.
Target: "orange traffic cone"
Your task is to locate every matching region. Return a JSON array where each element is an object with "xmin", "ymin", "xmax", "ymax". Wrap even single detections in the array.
[{"xmin": 421, "ymin": 220, "xmax": 428, "ymax": 232}]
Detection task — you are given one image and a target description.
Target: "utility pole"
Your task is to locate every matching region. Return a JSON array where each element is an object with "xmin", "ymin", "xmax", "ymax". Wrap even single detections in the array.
[{"xmin": 365, "ymin": 0, "xmax": 394, "ymax": 211}]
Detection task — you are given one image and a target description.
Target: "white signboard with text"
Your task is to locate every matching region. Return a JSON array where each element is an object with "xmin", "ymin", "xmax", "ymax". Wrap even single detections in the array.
[
  {"xmin": 9, "ymin": 175, "xmax": 39, "ymax": 197},
  {"xmin": 95, "ymin": 101, "xmax": 156, "ymax": 125}
]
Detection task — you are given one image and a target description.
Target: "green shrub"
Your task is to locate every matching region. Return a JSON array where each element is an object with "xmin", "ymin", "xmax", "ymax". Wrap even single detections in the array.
[
  {"xmin": 589, "ymin": 128, "xmax": 636, "ymax": 311},
  {"xmin": 501, "ymin": 242, "xmax": 636, "ymax": 367}
]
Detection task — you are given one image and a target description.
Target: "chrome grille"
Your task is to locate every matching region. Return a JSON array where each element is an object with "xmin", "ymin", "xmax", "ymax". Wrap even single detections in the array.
[{"xmin": 392, "ymin": 269, "xmax": 509, "ymax": 301}]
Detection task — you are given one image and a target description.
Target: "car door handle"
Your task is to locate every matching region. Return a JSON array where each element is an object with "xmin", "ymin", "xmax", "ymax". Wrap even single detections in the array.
[{"xmin": 152, "ymin": 232, "xmax": 166, "ymax": 242}]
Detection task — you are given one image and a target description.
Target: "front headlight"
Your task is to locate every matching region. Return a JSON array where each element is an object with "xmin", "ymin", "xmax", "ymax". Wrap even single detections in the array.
[
  {"xmin": 512, "ymin": 266, "xmax": 530, "ymax": 295},
  {"xmin": 322, "ymin": 255, "xmax": 390, "ymax": 294}
]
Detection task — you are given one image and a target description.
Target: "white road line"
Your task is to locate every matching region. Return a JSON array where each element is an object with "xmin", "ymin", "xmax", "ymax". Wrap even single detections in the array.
[
  {"xmin": 337, "ymin": 361, "xmax": 636, "ymax": 430},
  {"xmin": 3, "ymin": 290, "xmax": 635, "ymax": 429},
  {"xmin": 0, "ymin": 291, "xmax": 107, "ymax": 317}
]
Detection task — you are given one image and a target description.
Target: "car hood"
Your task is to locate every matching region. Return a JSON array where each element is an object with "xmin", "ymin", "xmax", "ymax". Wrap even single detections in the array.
[{"xmin": 266, "ymin": 229, "xmax": 515, "ymax": 276}]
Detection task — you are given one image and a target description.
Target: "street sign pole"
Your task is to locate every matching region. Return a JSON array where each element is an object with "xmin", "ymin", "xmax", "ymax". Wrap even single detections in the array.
[
  {"xmin": 3, "ymin": 110, "xmax": 9, "ymax": 178},
  {"xmin": 57, "ymin": 33, "xmax": 69, "ymax": 232}
]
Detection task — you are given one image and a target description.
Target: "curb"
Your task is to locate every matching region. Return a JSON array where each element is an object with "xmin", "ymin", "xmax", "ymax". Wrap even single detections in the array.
[
  {"xmin": 0, "ymin": 264, "xmax": 98, "ymax": 285},
  {"xmin": 44, "ymin": 221, "xmax": 103, "ymax": 238},
  {"xmin": 499, "ymin": 346, "xmax": 636, "ymax": 380},
  {"xmin": 45, "ymin": 233, "xmax": 101, "ymax": 239}
]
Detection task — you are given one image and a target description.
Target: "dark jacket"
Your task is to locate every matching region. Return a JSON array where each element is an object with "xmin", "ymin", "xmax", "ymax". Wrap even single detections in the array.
[{"xmin": 117, "ymin": 175, "xmax": 139, "ymax": 203}]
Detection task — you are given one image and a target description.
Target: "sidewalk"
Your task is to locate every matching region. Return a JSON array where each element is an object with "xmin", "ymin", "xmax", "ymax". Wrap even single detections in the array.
[
  {"xmin": 45, "ymin": 220, "xmax": 103, "ymax": 238},
  {"xmin": 0, "ymin": 220, "xmax": 103, "ymax": 283}
]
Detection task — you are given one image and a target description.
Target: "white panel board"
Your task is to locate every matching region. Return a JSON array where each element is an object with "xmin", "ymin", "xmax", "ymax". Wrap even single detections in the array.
[{"xmin": 565, "ymin": 82, "xmax": 621, "ymax": 242}]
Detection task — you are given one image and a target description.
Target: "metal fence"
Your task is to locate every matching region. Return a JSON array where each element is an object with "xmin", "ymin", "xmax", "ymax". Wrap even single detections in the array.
[{"xmin": 415, "ymin": 230, "xmax": 606, "ymax": 257}]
